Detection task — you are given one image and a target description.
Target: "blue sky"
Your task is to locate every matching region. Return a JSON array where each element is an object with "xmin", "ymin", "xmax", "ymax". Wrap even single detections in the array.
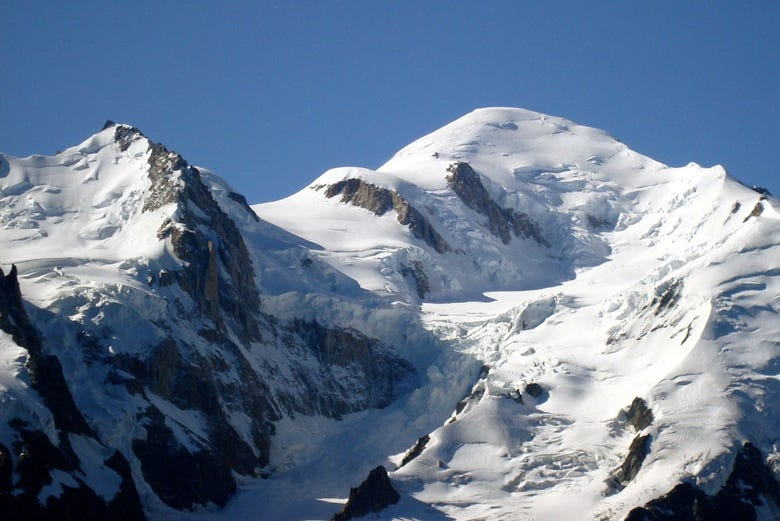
[{"xmin": 3, "ymin": 1, "xmax": 779, "ymax": 203}]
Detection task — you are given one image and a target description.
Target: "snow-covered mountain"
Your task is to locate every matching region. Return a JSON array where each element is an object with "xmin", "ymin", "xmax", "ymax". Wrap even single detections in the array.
[{"xmin": 1, "ymin": 108, "xmax": 779, "ymax": 520}]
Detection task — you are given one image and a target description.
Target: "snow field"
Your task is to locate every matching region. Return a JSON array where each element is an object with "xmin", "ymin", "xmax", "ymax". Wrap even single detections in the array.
[{"xmin": 2, "ymin": 108, "xmax": 779, "ymax": 520}]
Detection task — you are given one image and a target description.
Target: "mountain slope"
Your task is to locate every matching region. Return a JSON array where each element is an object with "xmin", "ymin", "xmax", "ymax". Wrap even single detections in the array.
[
  {"xmin": 0, "ymin": 123, "xmax": 424, "ymax": 518},
  {"xmin": 254, "ymin": 107, "xmax": 780, "ymax": 520},
  {"xmin": 1, "ymin": 108, "xmax": 779, "ymax": 521}
]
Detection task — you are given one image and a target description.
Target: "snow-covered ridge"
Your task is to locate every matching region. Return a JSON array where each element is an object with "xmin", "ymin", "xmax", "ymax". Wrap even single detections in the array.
[
  {"xmin": 254, "ymin": 107, "xmax": 780, "ymax": 520},
  {"xmin": 0, "ymin": 121, "xmax": 427, "ymax": 518},
  {"xmin": 2, "ymin": 107, "xmax": 780, "ymax": 521}
]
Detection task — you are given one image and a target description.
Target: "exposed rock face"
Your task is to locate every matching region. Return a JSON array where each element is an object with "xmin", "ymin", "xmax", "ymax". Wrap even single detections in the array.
[
  {"xmin": 110, "ymin": 126, "xmax": 289, "ymax": 509},
  {"xmin": 399, "ymin": 434, "xmax": 430, "ymax": 468},
  {"xmin": 446, "ymin": 162, "xmax": 548, "ymax": 246},
  {"xmin": 324, "ymin": 179, "xmax": 451, "ymax": 254},
  {"xmin": 280, "ymin": 320, "xmax": 416, "ymax": 417},
  {"xmin": 227, "ymin": 191, "xmax": 260, "ymax": 221},
  {"xmin": 612, "ymin": 434, "xmax": 652, "ymax": 488},
  {"xmin": 525, "ymin": 382, "xmax": 545, "ymax": 399},
  {"xmin": 109, "ymin": 329, "xmax": 278, "ymax": 509},
  {"xmin": 0, "ymin": 265, "xmax": 37, "ymax": 347},
  {"xmin": 131, "ymin": 408, "xmax": 236, "ymax": 510},
  {"xmin": 117, "ymin": 126, "xmax": 261, "ymax": 341},
  {"xmin": 0, "ymin": 127, "xmax": 425, "ymax": 517},
  {"xmin": 0, "ymin": 265, "xmax": 91, "ymax": 436},
  {"xmin": 744, "ymin": 200, "xmax": 765, "ymax": 222},
  {"xmin": 607, "ymin": 398, "xmax": 655, "ymax": 492},
  {"xmin": 623, "ymin": 397, "xmax": 654, "ymax": 431},
  {"xmin": 625, "ymin": 442, "xmax": 780, "ymax": 521},
  {"xmin": 652, "ymin": 279, "xmax": 682, "ymax": 315},
  {"xmin": 332, "ymin": 466, "xmax": 400, "ymax": 521},
  {"xmin": 400, "ymin": 260, "xmax": 431, "ymax": 299},
  {"xmin": 0, "ymin": 266, "xmax": 145, "ymax": 520},
  {"xmin": 1, "ymin": 420, "xmax": 144, "ymax": 521},
  {"xmin": 117, "ymin": 319, "xmax": 413, "ymax": 509},
  {"xmin": 98, "ymin": 128, "xmax": 418, "ymax": 511}
]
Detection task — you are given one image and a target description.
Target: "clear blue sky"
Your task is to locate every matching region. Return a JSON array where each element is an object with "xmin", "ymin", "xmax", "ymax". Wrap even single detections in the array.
[{"xmin": 3, "ymin": 1, "xmax": 779, "ymax": 203}]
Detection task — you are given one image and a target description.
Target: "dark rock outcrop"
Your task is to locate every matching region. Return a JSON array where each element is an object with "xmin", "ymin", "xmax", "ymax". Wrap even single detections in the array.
[
  {"xmin": 115, "ymin": 125, "xmax": 261, "ymax": 341},
  {"xmin": 114, "ymin": 333, "xmax": 277, "ymax": 507},
  {"xmin": 652, "ymin": 279, "xmax": 682, "ymax": 315},
  {"xmin": 119, "ymin": 319, "xmax": 413, "ymax": 509},
  {"xmin": 0, "ymin": 266, "xmax": 145, "ymax": 519},
  {"xmin": 281, "ymin": 320, "xmax": 416, "ymax": 417},
  {"xmin": 625, "ymin": 442, "xmax": 780, "ymax": 521},
  {"xmin": 607, "ymin": 398, "xmax": 655, "ymax": 492},
  {"xmin": 324, "ymin": 179, "xmax": 451, "ymax": 254},
  {"xmin": 0, "ymin": 265, "xmax": 37, "ymax": 346},
  {"xmin": 1, "ymin": 420, "xmax": 144, "ymax": 521},
  {"xmin": 453, "ymin": 379, "xmax": 486, "ymax": 418},
  {"xmin": 400, "ymin": 260, "xmax": 431, "ymax": 299},
  {"xmin": 131, "ymin": 407, "xmax": 236, "ymax": 510},
  {"xmin": 744, "ymin": 201, "xmax": 765, "ymax": 222},
  {"xmin": 611, "ymin": 434, "xmax": 652, "ymax": 489},
  {"xmin": 228, "ymin": 191, "xmax": 260, "ymax": 221},
  {"xmin": 399, "ymin": 434, "xmax": 430, "ymax": 468},
  {"xmin": 623, "ymin": 397, "xmax": 654, "ymax": 432},
  {"xmin": 446, "ymin": 162, "xmax": 548, "ymax": 246},
  {"xmin": 332, "ymin": 466, "xmax": 400, "ymax": 521},
  {"xmin": 525, "ymin": 382, "xmax": 545, "ymax": 398},
  {"xmin": 0, "ymin": 265, "xmax": 91, "ymax": 436}
]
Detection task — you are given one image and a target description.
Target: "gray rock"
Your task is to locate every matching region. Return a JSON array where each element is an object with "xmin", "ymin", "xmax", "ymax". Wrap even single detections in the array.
[
  {"xmin": 399, "ymin": 434, "xmax": 430, "ymax": 468},
  {"xmin": 611, "ymin": 434, "xmax": 652, "ymax": 489},
  {"xmin": 400, "ymin": 260, "xmax": 431, "ymax": 299},
  {"xmin": 281, "ymin": 320, "xmax": 416, "ymax": 417},
  {"xmin": 332, "ymin": 466, "xmax": 400, "ymax": 521},
  {"xmin": 744, "ymin": 201, "xmax": 765, "ymax": 222},
  {"xmin": 1, "ymin": 419, "xmax": 144, "ymax": 521},
  {"xmin": 324, "ymin": 179, "xmax": 451, "ymax": 254},
  {"xmin": 525, "ymin": 382, "xmax": 545, "ymax": 398},
  {"xmin": 0, "ymin": 265, "xmax": 145, "ymax": 519},
  {"xmin": 625, "ymin": 442, "xmax": 780, "ymax": 521},
  {"xmin": 132, "ymin": 407, "xmax": 236, "ymax": 510},
  {"xmin": 652, "ymin": 279, "xmax": 682, "ymax": 315},
  {"xmin": 624, "ymin": 397, "xmax": 654, "ymax": 431},
  {"xmin": 446, "ymin": 162, "xmax": 548, "ymax": 246},
  {"xmin": 133, "ymin": 130, "xmax": 261, "ymax": 341}
]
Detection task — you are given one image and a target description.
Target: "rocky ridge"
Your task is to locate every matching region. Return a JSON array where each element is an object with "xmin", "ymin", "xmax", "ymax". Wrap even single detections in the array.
[
  {"xmin": 2, "ymin": 107, "xmax": 780, "ymax": 521},
  {"xmin": 0, "ymin": 123, "xmax": 419, "ymax": 517},
  {"xmin": 0, "ymin": 265, "xmax": 144, "ymax": 520},
  {"xmin": 323, "ymin": 178, "xmax": 450, "ymax": 254}
]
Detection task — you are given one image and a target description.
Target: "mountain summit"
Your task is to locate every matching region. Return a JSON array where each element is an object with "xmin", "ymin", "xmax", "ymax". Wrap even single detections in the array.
[{"xmin": 1, "ymin": 108, "xmax": 779, "ymax": 520}]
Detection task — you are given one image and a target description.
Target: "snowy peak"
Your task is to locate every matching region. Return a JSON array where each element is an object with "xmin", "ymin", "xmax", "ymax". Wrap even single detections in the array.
[
  {"xmin": 2, "ymin": 107, "xmax": 780, "ymax": 521},
  {"xmin": 0, "ymin": 122, "xmax": 422, "ymax": 516},
  {"xmin": 379, "ymin": 107, "xmax": 662, "ymax": 191},
  {"xmin": 255, "ymin": 109, "xmax": 672, "ymax": 301},
  {"xmin": 0, "ymin": 121, "xmax": 266, "ymax": 336},
  {"xmin": 257, "ymin": 107, "xmax": 776, "ymax": 305}
]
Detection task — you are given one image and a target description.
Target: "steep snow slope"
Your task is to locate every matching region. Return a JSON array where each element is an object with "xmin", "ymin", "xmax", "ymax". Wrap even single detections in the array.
[
  {"xmin": 252, "ymin": 107, "xmax": 780, "ymax": 520},
  {"xmin": 256, "ymin": 108, "xmax": 666, "ymax": 302},
  {"xmin": 392, "ymin": 165, "xmax": 780, "ymax": 521},
  {"xmin": 1, "ymin": 107, "xmax": 779, "ymax": 521},
  {"xmin": 0, "ymin": 123, "xmax": 427, "ymax": 519}
]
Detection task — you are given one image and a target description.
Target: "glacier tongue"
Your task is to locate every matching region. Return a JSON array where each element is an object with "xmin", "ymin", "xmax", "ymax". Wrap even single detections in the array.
[{"xmin": 2, "ymin": 108, "xmax": 780, "ymax": 521}]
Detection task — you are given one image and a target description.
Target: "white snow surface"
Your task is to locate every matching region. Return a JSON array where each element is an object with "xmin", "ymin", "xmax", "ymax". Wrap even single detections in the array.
[
  {"xmin": 251, "ymin": 107, "xmax": 780, "ymax": 520},
  {"xmin": 1, "ymin": 107, "xmax": 780, "ymax": 520}
]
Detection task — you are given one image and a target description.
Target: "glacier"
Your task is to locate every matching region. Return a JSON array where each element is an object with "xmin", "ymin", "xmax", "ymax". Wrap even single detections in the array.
[{"xmin": 1, "ymin": 107, "xmax": 779, "ymax": 520}]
